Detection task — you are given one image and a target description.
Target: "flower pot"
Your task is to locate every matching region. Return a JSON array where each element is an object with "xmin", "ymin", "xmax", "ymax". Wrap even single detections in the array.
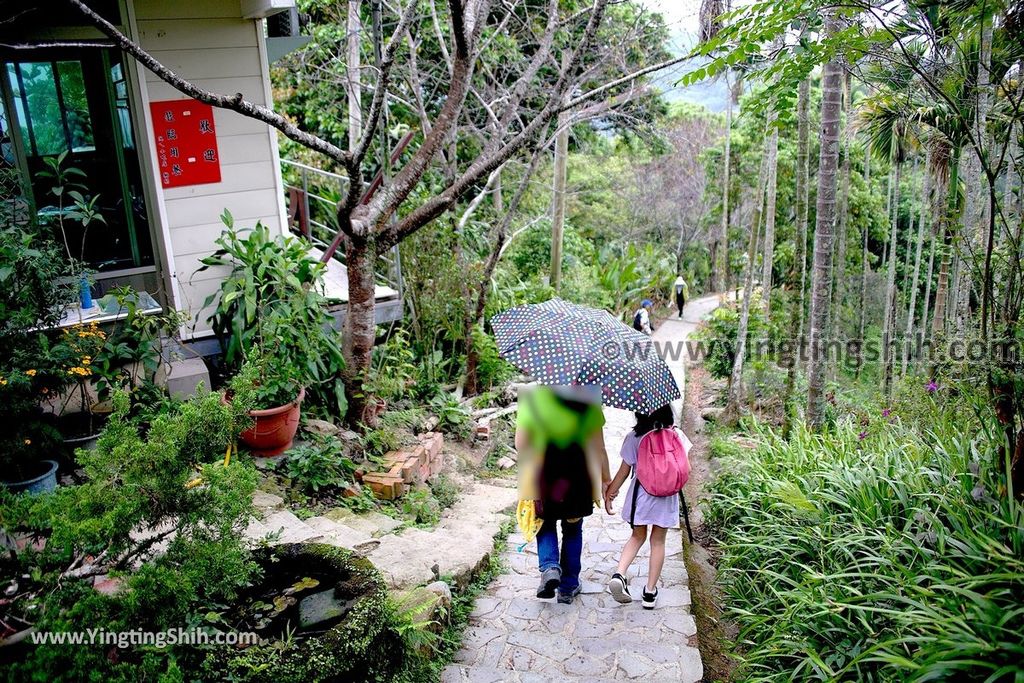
[
  {"xmin": 240, "ymin": 388, "xmax": 305, "ymax": 457},
  {"xmin": 2, "ymin": 459, "xmax": 58, "ymax": 494},
  {"xmin": 59, "ymin": 409, "xmax": 108, "ymax": 455}
]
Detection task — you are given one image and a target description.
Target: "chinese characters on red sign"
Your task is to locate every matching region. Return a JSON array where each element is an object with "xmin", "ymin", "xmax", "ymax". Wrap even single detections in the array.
[{"xmin": 149, "ymin": 99, "xmax": 221, "ymax": 188}]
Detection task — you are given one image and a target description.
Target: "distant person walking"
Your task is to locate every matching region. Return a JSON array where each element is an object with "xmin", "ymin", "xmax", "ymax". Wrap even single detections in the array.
[
  {"xmin": 673, "ymin": 276, "xmax": 688, "ymax": 318},
  {"xmin": 632, "ymin": 299, "xmax": 654, "ymax": 336}
]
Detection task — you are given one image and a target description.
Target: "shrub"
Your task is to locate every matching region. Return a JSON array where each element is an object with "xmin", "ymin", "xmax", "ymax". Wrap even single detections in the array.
[
  {"xmin": 0, "ymin": 389, "xmax": 259, "ymax": 680},
  {"xmin": 705, "ymin": 401, "xmax": 1024, "ymax": 681},
  {"xmin": 199, "ymin": 212, "xmax": 346, "ymax": 418},
  {"xmin": 285, "ymin": 437, "xmax": 355, "ymax": 494},
  {"xmin": 429, "ymin": 474, "xmax": 459, "ymax": 510},
  {"xmin": 400, "ymin": 487, "xmax": 442, "ymax": 526},
  {"xmin": 692, "ymin": 288, "xmax": 772, "ymax": 381},
  {"xmin": 367, "ymin": 327, "xmax": 417, "ymax": 402},
  {"xmin": 464, "ymin": 326, "xmax": 514, "ymax": 392},
  {"xmin": 428, "ymin": 393, "xmax": 473, "ymax": 441}
]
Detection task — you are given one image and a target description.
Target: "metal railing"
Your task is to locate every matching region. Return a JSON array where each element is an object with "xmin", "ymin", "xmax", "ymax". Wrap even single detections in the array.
[{"xmin": 280, "ymin": 158, "xmax": 403, "ymax": 296}]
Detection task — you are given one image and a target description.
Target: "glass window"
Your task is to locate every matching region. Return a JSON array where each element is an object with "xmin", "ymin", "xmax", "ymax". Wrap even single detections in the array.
[{"xmin": 1, "ymin": 50, "xmax": 153, "ymax": 271}]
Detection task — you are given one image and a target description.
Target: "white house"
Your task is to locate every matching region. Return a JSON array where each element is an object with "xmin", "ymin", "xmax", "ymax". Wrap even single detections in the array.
[{"xmin": 0, "ymin": 0, "xmax": 401, "ymax": 349}]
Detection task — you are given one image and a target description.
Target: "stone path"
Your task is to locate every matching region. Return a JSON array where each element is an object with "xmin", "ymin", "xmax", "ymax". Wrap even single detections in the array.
[{"xmin": 442, "ymin": 294, "xmax": 723, "ymax": 683}]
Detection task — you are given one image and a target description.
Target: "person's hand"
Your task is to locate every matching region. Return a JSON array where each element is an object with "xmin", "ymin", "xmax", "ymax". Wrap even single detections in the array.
[{"xmin": 604, "ymin": 486, "xmax": 619, "ymax": 515}]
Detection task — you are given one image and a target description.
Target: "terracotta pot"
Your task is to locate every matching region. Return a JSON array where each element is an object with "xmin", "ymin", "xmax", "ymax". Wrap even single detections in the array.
[{"xmin": 239, "ymin": 388, "xmax": 305, "ymax": 457}]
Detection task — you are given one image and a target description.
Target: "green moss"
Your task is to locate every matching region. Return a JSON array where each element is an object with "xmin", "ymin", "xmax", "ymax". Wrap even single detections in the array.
[{"xmin": 202, "ymin": 543, "xmax": 405, "ymax": 683}]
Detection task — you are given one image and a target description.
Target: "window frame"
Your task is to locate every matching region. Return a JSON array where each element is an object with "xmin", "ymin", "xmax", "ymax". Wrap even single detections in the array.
[{"xmin": 0, "ymin": 46, "xmax": 157, "ymax": 276}]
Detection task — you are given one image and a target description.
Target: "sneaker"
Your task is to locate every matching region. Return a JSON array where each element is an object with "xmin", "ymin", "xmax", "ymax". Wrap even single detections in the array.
[
  {"xmin": 642, "ymin": 586, "xmax": 659, "ymax": 609},
  {"xmin": 537, "ymin": 567, "xmax": 561, "ymax": 599},
  {"xmin": 557, "ymin": 585, "xmax": 582, "ymax": 604},
  {"xmin": 608, "ymin": 573, "xmax": 632, "ymax": 604}
]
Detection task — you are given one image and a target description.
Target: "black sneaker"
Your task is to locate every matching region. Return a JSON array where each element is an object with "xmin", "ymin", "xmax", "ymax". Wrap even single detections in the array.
[
  {"xmin": 557, "ymin": 585, "xmax": 582, "ymax": 604},
  {"xmin": 537, "ymin": 567, "xmax": 561, "ymax": 599},
  {"xmin": 608, "ymin": 572, "xmax": 632, "ymax": 604},
  {"xmin": 642, "ymin": 586, "xmax": 658, "ymax": 610}
]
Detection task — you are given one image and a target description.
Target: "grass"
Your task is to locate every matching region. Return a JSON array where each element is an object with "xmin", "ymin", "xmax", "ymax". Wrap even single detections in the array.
[{"xmin": 705, "ymin": 392, "xmax": 1024, "ymax": 681}]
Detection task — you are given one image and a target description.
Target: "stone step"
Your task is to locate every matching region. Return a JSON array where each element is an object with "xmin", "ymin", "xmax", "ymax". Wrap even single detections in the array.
[
  {"xmin": 304, "ymin": 516, "xmax": 375, "ymax": 549},
  {"xmin": 366, "ymin": 482, "xmax": 516, "ymax": 589},
  {"xmin": 321, "ymin": 509, "xmax": 405, "ymax": 538},
  {"xmin": 440, "ymin": 663, "xmax": 620, "ymax": 683},
  {"xmin": 245, "ymin": 510, "xmax": 321, "ymax": 545}
]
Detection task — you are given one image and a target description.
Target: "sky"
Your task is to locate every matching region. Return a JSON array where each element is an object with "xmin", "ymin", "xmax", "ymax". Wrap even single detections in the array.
[{"xmin": 640, "ymin": 0, "xmax": 730, "ymax": 112}]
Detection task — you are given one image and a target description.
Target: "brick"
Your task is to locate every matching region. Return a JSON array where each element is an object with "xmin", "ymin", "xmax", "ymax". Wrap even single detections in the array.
[
  {"xmin": 400, "ymin": 455, "xmax": 420, "ymax": 484},
  {"xmin": 420, "ymin": 432, "xmax": 443, "ymax": 460},
  {"xmin": 475, "ymin": 423, "xmax": 491, "ymax": 440},
  {"xmin": 363, "ymin": 473, "xmax": 405, "ymax": 500},
  {"xmin": 387, "ymin": 461, "xmax": 404, "ymax": 479},
  {"xmin": 383, "ymin": 450, "xmax": 405, "ymax": 465},
  {"xmin": 409, "ymin": 444, "xmax": 428, "ymax": 467},
  {"xmin": 341, "ymin": 484, "xmax": 363, "ymax": 499}
]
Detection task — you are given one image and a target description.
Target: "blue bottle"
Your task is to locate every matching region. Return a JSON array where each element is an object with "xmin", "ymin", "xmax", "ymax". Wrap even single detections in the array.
[{"xmin": 79, "ymin": 274, "xmax": 93, "ymax": 309}]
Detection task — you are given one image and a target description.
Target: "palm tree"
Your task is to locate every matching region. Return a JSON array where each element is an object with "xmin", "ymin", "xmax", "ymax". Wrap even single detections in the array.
[{"xmin": 806, "ymin": 10, "xmax": 844, "ymax": 430}]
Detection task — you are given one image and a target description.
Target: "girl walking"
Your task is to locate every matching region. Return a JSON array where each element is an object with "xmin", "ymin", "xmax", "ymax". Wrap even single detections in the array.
[{"xmin": 603, "ymin": 403, "xmax": 690, "ymax": 608}]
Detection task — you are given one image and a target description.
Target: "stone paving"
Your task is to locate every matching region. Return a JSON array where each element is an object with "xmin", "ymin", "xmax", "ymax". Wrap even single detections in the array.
[{"xmin": 441, "ymin": 295, "xmax": 723, "ymax": 683}]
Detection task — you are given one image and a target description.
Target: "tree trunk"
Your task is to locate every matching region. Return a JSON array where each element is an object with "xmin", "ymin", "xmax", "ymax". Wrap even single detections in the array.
[
  {"xmin": 343, "ymin": 236, "xmax": 378, "ymax": 425},
  {"xmin": 921, "ymin": 204, "xmax": 938, "ymax": 340},
  {"xmin": 761, "ymin": 110, "xmax": 779, "ymax": 312},
  {"xmin": 346, "ymin": 0, "xmax": 362, "ymax": 153},
  {"xmin": 723, "ymin": 199, "xmax": 762, "ymax": 424},
  {"xmin": 830, "ymin": 68, "xmax": 853, "ymax": 354},
  {"xmin": 932, "ymin": 149, "xmax": 961, "ymax": 344},
  {"xmin": 856, "ymin": 145, "xmax": 870, "ymax": 378},
  {"xmin": 714, "ymin": 70, "xmax": 733, "ymax": 293},
  {"xmin": 723, "ymin": 113, "xmax": 771, "ymax": 423},
  {"xmin": 882, "ymin": 159, "xmax": 903, "ymax": 399},
  {"xmin": 550, "ymin": 108, "xmax": 569, "ymax": 291},
  {"xmin": 903, "ymin": 149, "xmax": 930, "ymax": 375},
  {"xmin": 464, "ymin": 147, "xmax": 546, "ymax": 395},
  {"xmin": 805, "ymin": 13, "xmax": 843, "ymax": 430},
  {"xmin": 795, "ymin": 77, "xmax": 811, "ymax": 349}
]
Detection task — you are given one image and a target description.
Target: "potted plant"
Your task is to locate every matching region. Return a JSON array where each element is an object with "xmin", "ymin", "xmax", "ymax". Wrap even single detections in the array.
[
  {"xmin": 38, "ymin": 151, "xmax": 106, "ymax": 313},
  {"xmin": 0, "ymin": 226, "xmax": 75, "ymax": 493},
  {"xmin": 229, "ymin": 349, "xmax": 305, "ymax": 456},
  {"xmin": 199, "ymin": 212, "xmax": 347, "ymax": 422}
]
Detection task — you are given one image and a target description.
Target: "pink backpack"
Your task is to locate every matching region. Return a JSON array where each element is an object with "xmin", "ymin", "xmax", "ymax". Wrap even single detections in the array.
[{"xmin": 635, "ymin": 427, "xmax": 690, "ymax": 497}]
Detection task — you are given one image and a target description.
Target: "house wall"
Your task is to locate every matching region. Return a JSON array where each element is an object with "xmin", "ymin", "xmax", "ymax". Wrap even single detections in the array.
[{"xmin": 128, "ymin": 0, "xmax": 288, "ymax": 337}]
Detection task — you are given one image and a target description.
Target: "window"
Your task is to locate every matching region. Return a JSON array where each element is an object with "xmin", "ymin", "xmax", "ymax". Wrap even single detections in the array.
[{"xmin": 0, "ymin": 49, "xmax": 154, "ymax": 272}]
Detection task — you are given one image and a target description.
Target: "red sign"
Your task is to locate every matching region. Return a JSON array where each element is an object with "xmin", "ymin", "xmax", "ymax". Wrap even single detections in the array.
[{"xmin": 149, "ymin": 99, "xmax": 221, "ymax": 188}]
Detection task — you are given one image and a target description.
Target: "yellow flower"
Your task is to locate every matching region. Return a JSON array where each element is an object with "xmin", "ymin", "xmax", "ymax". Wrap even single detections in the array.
[
  {"xmin": 0, "ymin": 378, "xmax": 7, "ymax": 386},
  {"xmin": 25, "ymin": 369, "xmax": 37, "ymax": 377}
]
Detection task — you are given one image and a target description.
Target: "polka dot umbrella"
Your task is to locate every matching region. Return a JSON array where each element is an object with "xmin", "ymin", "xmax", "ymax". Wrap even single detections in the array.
[{"xmin": 490, "ymin": 298, "xmax": 681, "ymax": 413}]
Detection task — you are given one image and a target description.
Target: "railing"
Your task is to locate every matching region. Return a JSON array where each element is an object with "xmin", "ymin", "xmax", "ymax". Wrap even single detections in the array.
[{"xmin": 280, "ymin": 158, "xmax": 403, "ymax": 295}]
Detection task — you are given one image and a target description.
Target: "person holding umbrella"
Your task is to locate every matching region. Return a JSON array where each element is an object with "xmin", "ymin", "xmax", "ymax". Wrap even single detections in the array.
[
  {"xmin": 515, "ymin": 385, "xmax": 609, "ymax": 604},
  {"xmin": 491, "ymin": 298, "xmax": 685, "ymax": 604}
]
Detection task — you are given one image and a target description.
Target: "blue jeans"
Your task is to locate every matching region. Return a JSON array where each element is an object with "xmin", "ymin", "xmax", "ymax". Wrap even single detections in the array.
[{"xmin": 536, "ymin": 518, "xmax": 583, "ymax": 592}]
